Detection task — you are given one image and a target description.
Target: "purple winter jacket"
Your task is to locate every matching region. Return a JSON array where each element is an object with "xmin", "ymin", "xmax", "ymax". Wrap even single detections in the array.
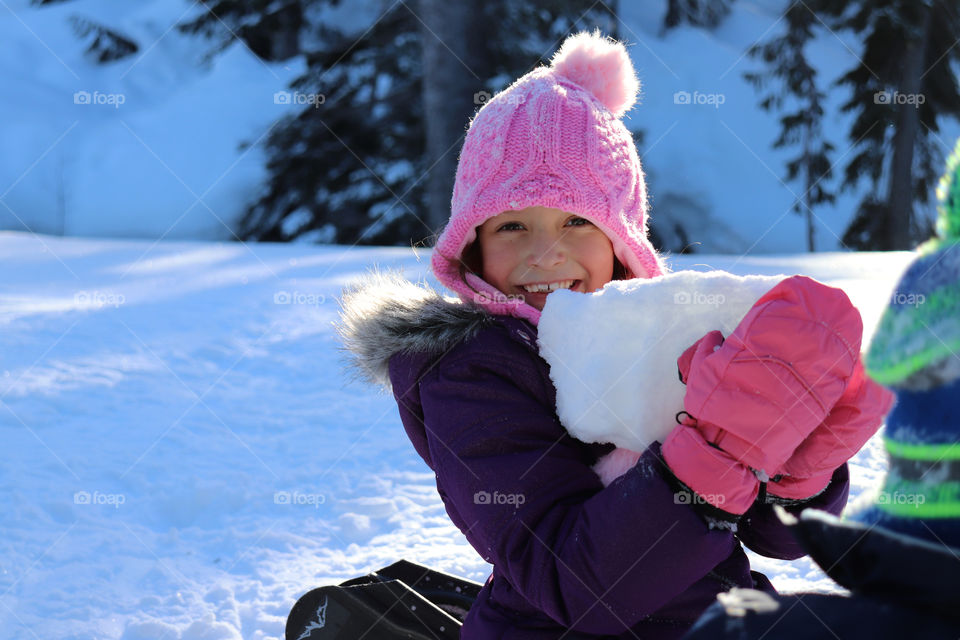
[{"xmin": 341, "ymin": 276, "xmax": 850, "ymax": 639}]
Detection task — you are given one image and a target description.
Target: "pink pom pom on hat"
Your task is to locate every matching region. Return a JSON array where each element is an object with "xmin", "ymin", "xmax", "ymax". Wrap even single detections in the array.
[{"xmin": 430, "ymin": 29, "xmax": 666, "ymax": 325}]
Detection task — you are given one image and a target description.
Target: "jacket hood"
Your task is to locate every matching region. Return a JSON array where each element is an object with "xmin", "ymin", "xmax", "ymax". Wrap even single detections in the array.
[{"xmin": 335, "ymin": 270, "xmax": 494, "ymax": 392}]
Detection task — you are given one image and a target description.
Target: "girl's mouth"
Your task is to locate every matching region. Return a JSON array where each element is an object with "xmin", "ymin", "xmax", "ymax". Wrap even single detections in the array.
[{"xmin": 518, "ymin": 279, "xmax": 581, "ymax": 294}]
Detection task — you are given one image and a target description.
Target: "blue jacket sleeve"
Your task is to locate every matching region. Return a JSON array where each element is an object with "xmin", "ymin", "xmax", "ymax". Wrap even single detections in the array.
[
  {"xmin": 736, "ymin": 464, "xmax": 851, "ymax": 560},
  {"xmin": 417, "ymin": 340, "xmax": 739, "ymax": 635}
]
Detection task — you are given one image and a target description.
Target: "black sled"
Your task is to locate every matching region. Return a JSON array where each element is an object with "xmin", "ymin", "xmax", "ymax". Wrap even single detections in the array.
[{"xmin": 286, "ymin": 559, "xmax": 483, "ymax": 640}]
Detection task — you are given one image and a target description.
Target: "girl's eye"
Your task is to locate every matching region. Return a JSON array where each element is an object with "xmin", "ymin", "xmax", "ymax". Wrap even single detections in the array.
[{"xmin": 495, "ymin": 217, "xmax": 591, "ymax": 232}]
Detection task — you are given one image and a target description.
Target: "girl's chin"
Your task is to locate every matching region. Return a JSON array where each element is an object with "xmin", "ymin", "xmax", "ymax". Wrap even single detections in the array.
[{"xmin": 524, "ymin": 295, "xmax": 546, "ymax": 311}]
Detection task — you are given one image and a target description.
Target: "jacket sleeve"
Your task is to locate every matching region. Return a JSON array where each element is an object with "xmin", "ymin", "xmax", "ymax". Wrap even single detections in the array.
[
  {"xmin": 417, "ymin": 340, "xmax": 739, "ymax": 635},
  {"xmin": 736, "ymin": 463, "xmax": 850, "ymax": 560}
]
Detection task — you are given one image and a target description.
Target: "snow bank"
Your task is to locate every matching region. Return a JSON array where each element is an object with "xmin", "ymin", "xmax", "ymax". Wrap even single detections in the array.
[{"xmin": 0, "ymin": 233, "xmax": 914, "ymax": 638}]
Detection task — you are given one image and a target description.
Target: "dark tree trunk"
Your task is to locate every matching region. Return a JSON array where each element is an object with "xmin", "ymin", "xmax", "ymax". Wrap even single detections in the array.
[
  {"xmin": 418, "ymin": 0, "xmax": 478, "ymax": 238},
  {"xmin": 885, "ymin": 5, "xmax": 931, "ymax": 250},
  {"xmin": 803, "ymin": 125, "xmax": 815, "ymax": 252}
]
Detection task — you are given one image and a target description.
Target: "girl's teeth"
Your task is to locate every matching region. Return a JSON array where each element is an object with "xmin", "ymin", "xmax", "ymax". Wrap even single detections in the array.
[{"xmin": 522, "ymin": 280, "xmax": 575, "ymax": 293}]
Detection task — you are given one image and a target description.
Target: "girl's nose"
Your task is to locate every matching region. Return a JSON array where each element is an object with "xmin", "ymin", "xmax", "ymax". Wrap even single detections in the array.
[{"xmin": 527, "ymin": 232, "xmax": 565, "ymax": 268}]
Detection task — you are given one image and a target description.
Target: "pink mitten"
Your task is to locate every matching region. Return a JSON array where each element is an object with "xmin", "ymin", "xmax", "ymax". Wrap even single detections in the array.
[
  {"xmin": 663, "ymin": 276, "xmax": 863, "ymax": 516},
  {"xmin": 682, "ymin": 275, "xmax": 862, "ymax": 474},
  {"xmin": 766, "ymin": 358, "xmax": 895, "ymax": 501},
  {"xmin": 662, "ymin": 414, "xmax": 761, "ymax": 515},
  {"xmin": 676, "ymin": 329, "xmax": 724, "ymax": 384},
  {"xmin": 666, "ymin": 330, "xmax": 763, "ymax": 515}
]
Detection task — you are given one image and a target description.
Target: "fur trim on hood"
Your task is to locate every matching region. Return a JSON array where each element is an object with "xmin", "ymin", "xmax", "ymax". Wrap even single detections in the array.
[{"xmin": 335, "ymin": 270, "xmax": 493, "ymax": 391}]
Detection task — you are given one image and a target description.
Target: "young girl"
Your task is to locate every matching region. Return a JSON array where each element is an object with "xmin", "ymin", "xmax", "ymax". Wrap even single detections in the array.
[{"xmin": 340, "ymin": 30, "xmax": 887, "ymax": 639}]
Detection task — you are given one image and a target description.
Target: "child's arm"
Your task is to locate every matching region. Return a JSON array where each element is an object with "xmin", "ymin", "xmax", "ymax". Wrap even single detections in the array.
[{"xmin": 416, "ymin": 338, "xmax": 737, "ymax": 635}]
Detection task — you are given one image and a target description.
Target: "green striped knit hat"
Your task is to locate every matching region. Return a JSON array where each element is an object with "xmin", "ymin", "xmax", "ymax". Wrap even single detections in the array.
[
  {"xmin": 865, "ymin": 136, "xmax": 960, "ymax": 389},
  {"xmin": 856, "ymin": 137, "xmax": 960, "ymax": 543}
]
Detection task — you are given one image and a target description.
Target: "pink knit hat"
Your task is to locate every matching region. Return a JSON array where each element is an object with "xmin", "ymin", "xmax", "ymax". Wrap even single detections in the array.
[{"xmin": 430, "ymin": 29, "xmax": 666, "ymax": 325}]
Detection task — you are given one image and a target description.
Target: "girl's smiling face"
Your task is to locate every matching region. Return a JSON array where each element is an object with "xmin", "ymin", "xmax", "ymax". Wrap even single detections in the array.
[{"xmin": 476, "ymin": 206, "xmax": 615, "ymax": 311}]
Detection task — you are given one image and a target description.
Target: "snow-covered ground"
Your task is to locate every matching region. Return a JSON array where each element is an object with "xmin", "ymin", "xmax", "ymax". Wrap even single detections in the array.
[
  {"xmin": 0, "ymin": 0, "xmax": 305, "ymax": 240},
  {"xmin": 0, "ymin": 232, "xmax": 915, "ymax": 639}
]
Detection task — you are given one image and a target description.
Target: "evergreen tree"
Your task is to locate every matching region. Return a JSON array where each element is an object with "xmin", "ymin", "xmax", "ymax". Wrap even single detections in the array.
[
  {"xmin": 745, "ymin": 1, "xmax": 835, "ymax": 252},
  {"xmin": 662, "ymin": 0, "xmax": 734, "ymax": 32},
  {"xmin": 813, "ymin": 0, "xmax": 960, "ymax": 250},
  {"xmin": 177, "ymin": 0, "xmax": 312, "ymax": 62},
  {"xmin": 419, "ymin": 0, "xmax": 621, "ymax": 234},
  {"xmin": 30, "ymin": 0, "xmax": 139, "ymax": 62},
  {"xmin": 236, "ymin": 0, "xmax": 624, "ymax": 246},
  {"xmin": 238, "ymin": 2, "xmax": 425, "ymax": 245},
  {"xmin": 70, "ymin": 16, "xmax": 139, "ymax": 63}
]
